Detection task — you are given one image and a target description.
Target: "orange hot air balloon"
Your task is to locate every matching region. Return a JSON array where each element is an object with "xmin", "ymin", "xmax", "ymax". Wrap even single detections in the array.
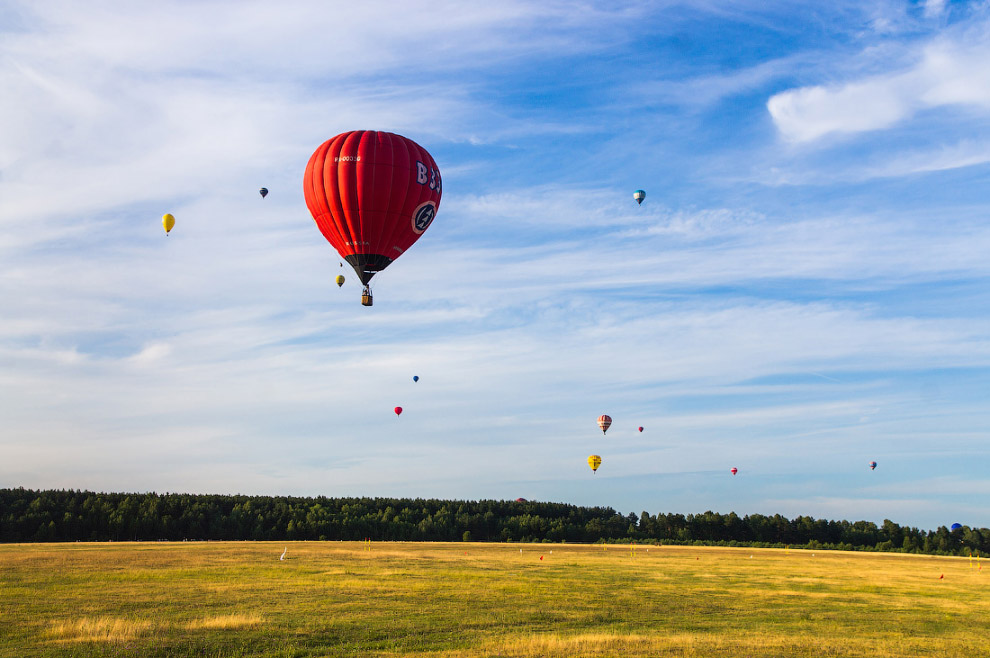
[
  {"xmin": 597, "ymin": 415, "xmax": 611, "ymax": 435},
  {"xmin": 394, "ymin": 406, "xmax": 403, "ymax": 416},
  {"xmin": 303, "ymin": 131, "xmax": 442, "ymax": 306}
]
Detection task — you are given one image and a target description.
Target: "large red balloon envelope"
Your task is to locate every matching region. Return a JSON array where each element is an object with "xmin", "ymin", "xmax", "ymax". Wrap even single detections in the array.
[{"xmin": 303, "ymin": 131, "xmax": 442, "ymax": 300}]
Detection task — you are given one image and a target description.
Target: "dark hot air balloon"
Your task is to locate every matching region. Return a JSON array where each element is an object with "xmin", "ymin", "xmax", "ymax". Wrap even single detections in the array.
[
  {"xmin": 303, "ymin": 131, "xmax": 442, "ymax": 306},
  {"xmin": 413, "ymin": 375, "xmax": 419, "ymax": 382},
  {"xmin": 638, "ymin": 426, "xmax": 644, "ymax": 432},
  {"xmin": 869, "ymin": 461, "xmax": 877, "ymax": 470},
  {"xmin": 259, "ymin": 187, "xmax": 268, "ymax": 198}
]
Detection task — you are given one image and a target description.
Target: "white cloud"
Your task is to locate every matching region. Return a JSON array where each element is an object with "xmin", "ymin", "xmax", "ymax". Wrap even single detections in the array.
[
  {"xmin": 768, "ymin": 31, "xmax": 990, "ymax": 142},
  {"xmin": 923, "ymin": 0, "xmax": 948, "ymax": 20}
]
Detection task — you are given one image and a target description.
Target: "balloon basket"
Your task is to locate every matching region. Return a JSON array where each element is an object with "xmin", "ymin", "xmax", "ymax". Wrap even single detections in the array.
[{"xmin": 361, "ymin": 291, "xmax": 373, "ymax": 306}]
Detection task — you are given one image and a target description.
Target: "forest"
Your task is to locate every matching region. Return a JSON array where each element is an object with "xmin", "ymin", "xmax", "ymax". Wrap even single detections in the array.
[{"xmin": 1, "ymin": 488, "xmax": 986, "ymax": 555}]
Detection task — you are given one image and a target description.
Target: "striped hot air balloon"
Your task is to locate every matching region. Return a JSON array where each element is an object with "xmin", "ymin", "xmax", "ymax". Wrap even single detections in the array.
[{"xmin": 597, "ymin": 415, "xmax": 611, "ymax": 435}]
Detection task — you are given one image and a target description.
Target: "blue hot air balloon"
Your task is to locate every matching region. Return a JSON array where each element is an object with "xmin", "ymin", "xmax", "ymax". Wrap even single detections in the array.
[
  {"xmin": 951, "ymin": 523, "xmax": 963, "ymax": 531},
  {"xmin": 413, "ymin": 375, "xmax": 419, "ymax": 382},
  {"xmin": 633, "ymin": 189, "xmax": 645, "ymax": 205}
]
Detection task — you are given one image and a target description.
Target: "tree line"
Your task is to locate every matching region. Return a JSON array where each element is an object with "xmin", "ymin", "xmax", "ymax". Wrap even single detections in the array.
[{"xmin": 1, "ymin": 488, "xmax": 986, "ymax": 556}]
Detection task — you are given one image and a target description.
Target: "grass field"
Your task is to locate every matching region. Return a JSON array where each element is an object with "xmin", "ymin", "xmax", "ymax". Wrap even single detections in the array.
[{"xmin": 1, "ymin": 541, "xmax": 987, "ymax": 657}]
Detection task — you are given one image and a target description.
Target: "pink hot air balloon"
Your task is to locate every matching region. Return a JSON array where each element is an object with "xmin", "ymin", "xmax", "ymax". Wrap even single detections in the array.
[
  {"xmin": 394, "ymin": 406, "xmax": 403, "ymax": 416},
  {"xmin": 730, "ymin": 467, "xmax": 738, "ymax": 475},
  {"xmin": 597, "ymin": 415, "xmax": 612, "ymax": 435}
]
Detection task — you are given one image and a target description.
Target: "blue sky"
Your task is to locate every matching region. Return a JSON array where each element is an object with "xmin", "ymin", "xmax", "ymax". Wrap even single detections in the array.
[{"xmin": 2, "ymin": 0, "xmax": 989, "ymax": 530}]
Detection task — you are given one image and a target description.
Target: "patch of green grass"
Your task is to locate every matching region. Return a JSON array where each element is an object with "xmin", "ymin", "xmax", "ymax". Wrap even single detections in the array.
[{"xmin": 0, "ymin": 542, "xmax": 987, "ymax": 656}]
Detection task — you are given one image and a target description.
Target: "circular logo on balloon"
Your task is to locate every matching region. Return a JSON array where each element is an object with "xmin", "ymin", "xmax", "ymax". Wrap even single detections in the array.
[{"xmin": 412, "ymin": 201, "xmax": 437, "ymax": 234}]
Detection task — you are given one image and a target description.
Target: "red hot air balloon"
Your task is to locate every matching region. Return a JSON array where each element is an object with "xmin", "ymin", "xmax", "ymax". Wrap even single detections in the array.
[
  {"xmin": 394, "ymin": 406, "xmax": 403, "ymax": 416},
  {"xmin": 730, "ymin": 467, "xmax": 738, "ymax": 475},
  {"xmin": 638, "ymin": 426, "xmax": 644, "ymax": 432},
  {"xmin": 597, "ymin": 415, "xmax": 612, "ymax": 435},
  {"xmin": 303, "ymin": 131, "xmax": 442, "ymax": 306}
]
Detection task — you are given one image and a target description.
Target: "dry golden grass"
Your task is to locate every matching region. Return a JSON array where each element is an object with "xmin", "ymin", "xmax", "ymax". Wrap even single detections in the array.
[
  {"xmin": 2, "ymin": 541, "xmax": 988, "ymax": 657},
  {"xmin": 46, "ymin": 616, "xmax": 152, "ymax": 643},
  {"xmin": 184, "ymin": 613, "xmax": 264, "ymax": 630}
]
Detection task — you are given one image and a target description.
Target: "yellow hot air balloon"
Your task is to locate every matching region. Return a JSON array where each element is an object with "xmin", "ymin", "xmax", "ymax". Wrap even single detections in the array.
[
  {"xmin": 335, "ymin": 274, "xmax": 345, "ymax": 287},
  {"xmin": 162, "ymin": 213, "xmax": 175, "ymax": 236},
  {"xmin": 588, "ymin": 455, "xmax": 602, "ymax": 473}
]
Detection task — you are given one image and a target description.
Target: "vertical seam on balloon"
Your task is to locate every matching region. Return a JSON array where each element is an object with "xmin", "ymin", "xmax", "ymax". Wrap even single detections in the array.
[
  {"xmin": 368, "ymin": 131, "xmax": 382, "ymax": 271},
  {"xmin": 369, "ymin": 131, "xmax": 388, "ymax": 272},
  {"xmin": 381, "ymin": 133, "xmax": 410, "ymax": 267},
  {"xmin": 316, "ymin": 139, "xmax": 347, "ymax": 255},
  {"xmin": 325, "ymin": 135, "xmax": 352, "ymax": 255},
  {"xmin": 336, "ymin": 131, "xmax": 360, "ymax": 268},
  {"xmin": 308, "ymin": 141, "xmax": 347, "ymax": 255}
]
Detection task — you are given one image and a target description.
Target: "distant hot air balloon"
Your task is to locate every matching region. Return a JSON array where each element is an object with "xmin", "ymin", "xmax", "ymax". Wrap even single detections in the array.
[
  {"xmin": 869, "ymin": 461, "xmax": 877, "ymax": 470},
  {"xmin": 633, "ymin": 189, "xmax": 645, "ymax": 205},
  {"xmin": 588, "ymin": 455, "xmax": 602, "ymax": 473},
  {"xmin": 515, "ymin": 498, "xmax": 528, "ymax": 502},
  {"xmin": 730, "ymin": 467, "xmax": 738, "ymax": 475},
  {"xmin": 394, "ymin": 406, "xmax": 403, "ymax": 416},
  {"xmin": 162, "ymin": 213, "xmax": 175, "ymax": 236},
  {"xmin": 951, "ymin": 523, "xmax": 963, "ymax": 531},
  {"xmin": 597, "ymin": 415, "xmax": 611, "ymax": 435},
  {"xmin": 304, "ymin": 130, "xmax": 442, "ymax": 306},
  {"xmin": 335, "ymin": 275, "xmax": 345, "ymax": 287},
  {"xmin": 413, "ymin": 376, "xmax": 419, "ymax": 382},
  {"xmin": 259, "ymin": 187, "xmax": 268, "ymax": 199},
  {"xmin": 638, "ymin": 426, "xmax": 644, "ymax": 433}
]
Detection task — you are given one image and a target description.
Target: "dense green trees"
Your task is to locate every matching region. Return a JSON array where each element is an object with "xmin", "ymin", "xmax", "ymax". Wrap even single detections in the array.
[{"xmin": 1, "ymin": 488, "xmax": 986, "ymax": 556}]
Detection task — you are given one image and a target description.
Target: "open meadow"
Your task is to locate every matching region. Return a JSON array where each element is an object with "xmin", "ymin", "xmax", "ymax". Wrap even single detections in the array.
[{"xmin": 1, "ymin": 541, "xmax": 987, "ymax": 657}]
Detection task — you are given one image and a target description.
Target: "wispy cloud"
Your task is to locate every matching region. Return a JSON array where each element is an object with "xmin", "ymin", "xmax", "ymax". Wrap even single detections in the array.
[{"xmin": 768, "ymin": 25, "xmax": 990, "ymax": 143}]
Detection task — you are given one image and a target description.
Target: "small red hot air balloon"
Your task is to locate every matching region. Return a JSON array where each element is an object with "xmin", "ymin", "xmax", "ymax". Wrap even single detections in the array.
[
  {"xmin": 394, "ymin": 406, "xmax": 403, "ymax": 416},
  {"xmin": 303, "ymin": 131, "xmax": 442, "ymax": 307},
  {"xmin": 730, "ymin": 467, "xmax": 738, "ymax": 475},
  {"xmin": 638, "ymin": 426, "xmax": 644, "ymax": 432},
  {"xmin": 597, "ymin": 415, "xmax": 612, "ymax": 435}
]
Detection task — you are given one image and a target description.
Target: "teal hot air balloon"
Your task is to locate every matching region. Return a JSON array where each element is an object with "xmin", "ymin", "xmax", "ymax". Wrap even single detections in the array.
[{"xmin": 633, "ymin": 189, "xmax": 645, "ymax": 205}]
